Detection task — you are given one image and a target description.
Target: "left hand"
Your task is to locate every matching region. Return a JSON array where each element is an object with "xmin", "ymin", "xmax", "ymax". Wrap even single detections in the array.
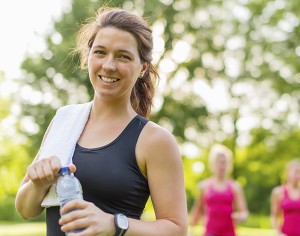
[
  {"xmin": 231, "ymin": 211, "xmax": 248, "ymax": 224},
  {"xmin": 59, "ymin": 199, "xmax": 115, "ymax": 236}
]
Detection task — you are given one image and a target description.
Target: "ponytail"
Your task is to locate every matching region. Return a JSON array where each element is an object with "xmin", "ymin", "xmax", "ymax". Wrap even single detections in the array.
[{"xmin": 131, "ymin": 63, "xmax": 159, "ymax": 118}]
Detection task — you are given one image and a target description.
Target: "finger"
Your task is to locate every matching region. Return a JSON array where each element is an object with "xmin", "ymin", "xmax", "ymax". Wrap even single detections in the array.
[
  {"xmin": 60, "ymin": 200, "xmax": 86, "ymax": 215},
  {"xmin": 27, "ymin": 164, "xmax": 38, "ymax": 181},
  {"xmin": 59, "ymin": 204, "xmax": 87, "ymax": 226},
  {"xmin": 60, "ymin": 218, "xmax": 87, "ymax": 235},
  {"xmin": 42, "ymin": 161, "xmax": 56, "ymax": 182},
  {"xmin": 68, "ymin": 164, "xmax": 76, "ymax": 173},
  {"xmin": 49, "ymin": 156, "xmax": 62, "ymax": 175},
  {"xmin": 35, "ymin": 161, "xmax": 47, "ymax": 182}
]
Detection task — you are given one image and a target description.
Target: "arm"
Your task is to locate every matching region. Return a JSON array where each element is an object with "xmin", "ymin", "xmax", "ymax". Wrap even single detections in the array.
[
  {"xmin": 270, "ymin": 187, "xmax": 286, "ymax": 236},
  {"xmin": 127, "ymin": 122, "xmax": 188, "ymax": 235},
  {"xmin": 231, "ymin": 181, "xmax": 248, "ymax": 224},
  {"xmin": 15, "ymin": 120, "xmax": 74, "ymax": 219},
  {"xmin": 189, "ymin": 183, "xmax": 204, "ymax": 226},
  {"xmin": 15, "ymin": 155, "xmax": 62, "ymax": 219},
  {"xmin": 15, "ymin": 121, "xmax": 52, "ymax": 219}
]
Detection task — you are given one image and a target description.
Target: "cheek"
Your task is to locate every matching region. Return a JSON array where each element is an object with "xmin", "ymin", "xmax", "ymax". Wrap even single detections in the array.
[
  {"xmin": 131, "ymin": 64, "xmax": 143, "ymax": 76},
  {"xmin": 88, "ymin": 57, "xmax": 98, "ymax": 71},
  {"xmin": 88, "ymin": 52, "xmax": 103, "ymax": 70}
]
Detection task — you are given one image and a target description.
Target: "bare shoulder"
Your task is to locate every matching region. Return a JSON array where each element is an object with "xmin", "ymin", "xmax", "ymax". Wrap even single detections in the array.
[
  {"xmin": 232, "ymin": 180, "xmax": 242, "ymax": 188},
  {"xmin": 139, "ymin": 121, "xmax": 179, "ymax": 152},
  {"xmin": 229, "ymin": 180, "xmax": 245, "ymax": 194},
  {"xmin": 271, "ymin": 185, "xmax": 284, "ymax": 197},
  {"xmin": 136, "ymin": 121, "xmax": 181, "ymax": 173},
  {"xmin": 196, "ymin": 178, "xmax": 212, "ymax": 192},
  {"xmin": 144, "ymin": 120, "xmax": 176, "ymax": 139}
]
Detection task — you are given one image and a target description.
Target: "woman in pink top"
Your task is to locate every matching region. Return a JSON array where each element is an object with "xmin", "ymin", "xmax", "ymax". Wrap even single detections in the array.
[
  {"xmin": 271, "ymin": 159, "xmax": 300, "ymax": 236},
  {"xmin": 190, "ymin": 144, "xmax": 248, "ymax": 236}
]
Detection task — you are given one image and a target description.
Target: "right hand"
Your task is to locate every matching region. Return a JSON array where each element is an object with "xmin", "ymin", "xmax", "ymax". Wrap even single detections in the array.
[
  {"xmin": 27, "ymin": 156, "xmax": 76, "ymax": 190},
  {"xmin": 276, "ymin": 232, "xmax": 287, "ymax": 236}
]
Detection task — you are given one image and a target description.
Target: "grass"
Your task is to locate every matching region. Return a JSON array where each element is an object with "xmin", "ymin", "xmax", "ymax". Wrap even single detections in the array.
[
  {"xmin": 0, "ymin": 221, "xmax": 276, "ymax": 236},
  {"xmin": 189, "ymin": 225, "xmax": 275, "ymax": 236},
  {"xmin": 0, "ymin": 222, "xmax": 46, "ymax": 236}
]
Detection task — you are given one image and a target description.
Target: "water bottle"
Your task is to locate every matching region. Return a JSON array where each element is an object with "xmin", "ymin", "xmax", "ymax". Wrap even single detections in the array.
[{"xmin": 56, "ymin": 166, "xmax": 84, "ymax": 234}]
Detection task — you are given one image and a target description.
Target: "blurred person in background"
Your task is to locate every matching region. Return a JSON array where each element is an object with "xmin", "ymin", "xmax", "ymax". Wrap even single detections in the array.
[
  {"xmin": 271, "ymin": 158, "xmax": 300, "ymax": 236},
  {"xmin": 190, "ymin": 144, "xmax": 248, "ymax": 236}
]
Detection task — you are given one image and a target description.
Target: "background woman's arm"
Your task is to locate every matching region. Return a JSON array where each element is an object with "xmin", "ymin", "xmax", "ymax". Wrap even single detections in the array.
[
  {"xmin": 270, "ymin": 187, "xmax": 286, "ymax": 236},
  {"xmin": 232, "ymin": 181, "xmax": 249, "ymax": 223},
  {"xmin": 189, "ymin": 183, "xmax": 204, "ymax": 226}
]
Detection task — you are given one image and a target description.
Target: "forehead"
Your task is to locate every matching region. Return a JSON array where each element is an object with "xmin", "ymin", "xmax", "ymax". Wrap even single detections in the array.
[
  {"xmin": 289, "ymin": 164, "xmax": 300, "ymax": 171},
  {"xmin": 215, "ymin": 154, "xmax": 226, "ymax": 161},
  {"xmin": 93, "ymin": 27, "xmax": 139, "ymax": 53}
]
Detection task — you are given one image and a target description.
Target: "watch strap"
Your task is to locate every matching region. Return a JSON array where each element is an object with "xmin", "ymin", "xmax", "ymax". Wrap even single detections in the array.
[{"xmin": 114, "ymin": 213, "xmax": 128, "ymax": 236}]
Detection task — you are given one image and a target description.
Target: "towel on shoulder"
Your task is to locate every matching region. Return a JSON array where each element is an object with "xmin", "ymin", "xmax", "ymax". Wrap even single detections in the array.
[{"xmin": 40, "ymin": 101, "xmax": 93, "ymax": 207}]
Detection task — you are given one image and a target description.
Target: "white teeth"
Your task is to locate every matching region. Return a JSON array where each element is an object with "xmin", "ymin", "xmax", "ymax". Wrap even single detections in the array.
[{"xmin": 101, "ymin": 76, "xmax": 118, "ymax": 83}]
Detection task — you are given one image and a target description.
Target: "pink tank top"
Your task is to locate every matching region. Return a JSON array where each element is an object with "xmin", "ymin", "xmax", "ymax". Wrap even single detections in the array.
[
  {"xmin": 280, "ymin": 186, "xmax": 300, "ymax": 236},
  {"xmin": 203, "ymin": 180, "xmax": 235, "ymax": 236}
]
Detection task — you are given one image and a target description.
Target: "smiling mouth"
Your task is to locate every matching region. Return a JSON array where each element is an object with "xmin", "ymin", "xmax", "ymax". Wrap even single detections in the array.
[{"xmin": 100, "ymin": 76, "xmax": 120, "ymax": 83}]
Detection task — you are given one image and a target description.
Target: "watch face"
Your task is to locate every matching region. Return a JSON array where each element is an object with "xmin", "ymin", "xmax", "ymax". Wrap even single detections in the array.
[{"xmin": 117, "ymin": 214, "xmax": 128, "ymax": 229}]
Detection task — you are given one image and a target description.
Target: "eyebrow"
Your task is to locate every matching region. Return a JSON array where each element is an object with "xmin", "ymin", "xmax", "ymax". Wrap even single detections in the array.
[{"xmin": 92, "ymin": 45, "xmax": 134, "ymax": 56}]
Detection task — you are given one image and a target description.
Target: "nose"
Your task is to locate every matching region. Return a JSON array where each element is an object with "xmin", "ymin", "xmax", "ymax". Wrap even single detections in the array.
[{"xmin": 103, "ymin": 55, "xmax": 116, "ymax": 71}]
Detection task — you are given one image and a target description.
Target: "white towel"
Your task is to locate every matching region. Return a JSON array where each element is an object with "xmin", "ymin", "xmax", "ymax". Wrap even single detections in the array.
[{"xmin": 40, "ymin": 101, "xmax": 93, "ymax": 207}]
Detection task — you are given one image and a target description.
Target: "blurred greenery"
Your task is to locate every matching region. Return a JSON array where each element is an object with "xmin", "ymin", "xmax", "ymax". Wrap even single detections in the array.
[
  {"xmin": 1, "ymin": 0, "xmax": 300, "ymax": 232},
  {"xmin": 0, "ymin": 222, "xmax": 45, "ymax": 236}
]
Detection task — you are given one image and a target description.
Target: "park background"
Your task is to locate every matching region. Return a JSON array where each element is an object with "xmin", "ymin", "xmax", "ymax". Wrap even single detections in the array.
[{"xmin": 1, "ymin": 0, "xmax": 300, "ymax": 235}]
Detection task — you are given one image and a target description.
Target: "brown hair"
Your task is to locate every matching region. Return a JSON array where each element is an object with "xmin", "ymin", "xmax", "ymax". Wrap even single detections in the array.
[{"xmin": 74, "ymin": 7, "xmax": 159, "ymax": 118}]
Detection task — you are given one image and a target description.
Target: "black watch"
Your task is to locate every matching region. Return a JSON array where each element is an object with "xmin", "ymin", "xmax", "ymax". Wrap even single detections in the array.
[{"xmin": 114, "ymin": 213, "xmax": 129, "ymax": 236}]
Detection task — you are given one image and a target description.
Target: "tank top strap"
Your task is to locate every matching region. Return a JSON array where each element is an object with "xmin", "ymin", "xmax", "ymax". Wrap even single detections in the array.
[
  {"xmin": 225, "ymin": 179, "xmax": 236, "ymax": 197},
  {"xmin": 226, "ymin": 179, "xmax": 235, "ymax": 189},
  {"xmin": 207, "ymin": 178, "xmax": 215, "ymax": 189},
  {"xmin": 112, "ymin": 114, "xmax": 149, "ymax": 151},
  {"xmin": 282, "ymin": 185, "xmax": 289, "ymax": 198},
  {"xmin": 203, "ymin": 178, "xmax": 214, "ymax": 195}
]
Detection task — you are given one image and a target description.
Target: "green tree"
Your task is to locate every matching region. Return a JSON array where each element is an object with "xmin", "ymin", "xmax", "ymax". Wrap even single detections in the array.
[{"xmin": 0, "ymin": 73, "xmax": 34, "ymax": 220}]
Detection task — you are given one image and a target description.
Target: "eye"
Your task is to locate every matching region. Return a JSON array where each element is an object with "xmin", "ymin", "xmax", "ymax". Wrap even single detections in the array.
[
  {"xmin": 118, "ymin": 54, "xmax": 131, "ymax": 61},
  {"xmin": 94, "ymin": 50, "xmax": 105, "ymax": 55}
]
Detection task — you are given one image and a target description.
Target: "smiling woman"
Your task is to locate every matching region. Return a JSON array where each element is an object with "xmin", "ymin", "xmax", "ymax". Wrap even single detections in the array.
[{"xmin": 15, "ymin": 6, "xmax": 188, "ymax": 236}]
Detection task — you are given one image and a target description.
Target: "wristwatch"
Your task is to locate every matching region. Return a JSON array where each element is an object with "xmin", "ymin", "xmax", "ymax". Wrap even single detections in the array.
[{"xmin": 114, "ymin": 213, "xmax": 129, "ymax": 236}]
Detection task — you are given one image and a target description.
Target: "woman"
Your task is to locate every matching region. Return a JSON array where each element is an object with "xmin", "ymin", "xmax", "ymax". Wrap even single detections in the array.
[
  {"xmin": 15, "ymin": 7, "xmax": 188, "ymax": 236},
  {"xmin": 271, "ymin": 158, "xmax": 300, "ymax": 236},
  {"xmin": 190, "ymin": 144, "xmax": 248, "ymax": 236}
]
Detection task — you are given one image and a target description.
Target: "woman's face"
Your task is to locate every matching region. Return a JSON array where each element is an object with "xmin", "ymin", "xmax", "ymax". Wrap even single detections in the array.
[
  {"xmin": 88, "ymin": 27, "xmax": 146, "ymax": 102},
  {"xmin": 212, "ymin": 154, "xmax": 229, "ymax": 177},
  {"xmin": 287, "ymin": 164, "xmax": 300, "ymax": 185}
]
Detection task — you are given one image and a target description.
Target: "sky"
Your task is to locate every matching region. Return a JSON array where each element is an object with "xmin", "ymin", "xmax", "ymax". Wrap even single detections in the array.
[{"xmin": 0, "ymin": 0, "xmax": 70, "ymax": 78}]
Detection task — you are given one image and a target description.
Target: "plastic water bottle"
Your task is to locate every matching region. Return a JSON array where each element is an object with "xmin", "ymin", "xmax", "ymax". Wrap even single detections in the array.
[{"xmin": 56, "ymin": 166, "xmax": 84, "ymax": 234}]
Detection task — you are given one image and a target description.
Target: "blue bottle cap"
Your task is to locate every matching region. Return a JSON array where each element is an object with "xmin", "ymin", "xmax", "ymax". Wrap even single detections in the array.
[{"xmin": 59, "ymin": 167, "xmax": 70, "ymax": 175}]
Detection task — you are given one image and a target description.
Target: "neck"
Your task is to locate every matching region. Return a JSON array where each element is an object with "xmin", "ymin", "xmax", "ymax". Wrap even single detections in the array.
[
  {"xmin": 214, "ymin": 175, "xmax": 227, "ymax": 182},
  {"xmin": 91, "ymin": 97, "xmax": 136, "ymax": 121}
]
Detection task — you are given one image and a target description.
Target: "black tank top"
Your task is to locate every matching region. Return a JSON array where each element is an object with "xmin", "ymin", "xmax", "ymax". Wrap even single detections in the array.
[{"xmin": 46, "ymin": 115, "xmax": 150, "ymax": 236}]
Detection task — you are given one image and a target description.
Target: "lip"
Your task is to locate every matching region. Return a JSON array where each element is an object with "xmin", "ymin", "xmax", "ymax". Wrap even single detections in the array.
[{"xmin": 99, "ymin": 75, "xmax": 120, "ymax": 83}]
